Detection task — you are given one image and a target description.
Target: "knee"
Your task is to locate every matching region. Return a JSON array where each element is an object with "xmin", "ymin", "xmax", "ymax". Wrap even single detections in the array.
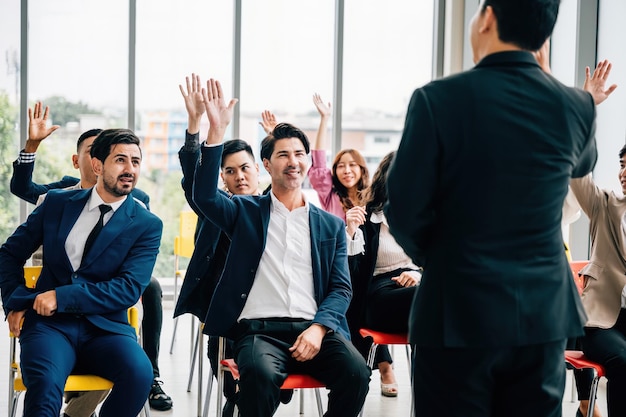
[{"xmin": 142, "ymin": 277, "xmax": 162, "ymax": 301}]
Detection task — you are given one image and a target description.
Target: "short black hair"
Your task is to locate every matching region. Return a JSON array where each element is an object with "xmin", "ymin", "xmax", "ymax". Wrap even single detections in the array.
[
  {"xmin": 619, "ymin": 143, "xmax": 626, "ymax": 159},
  {"xmin": 260, "ymin": 123, "xmax": 310, "ymax": 161},
  {"xmin": 90, "ymin": 128, "xmax": 141, "ymax": 163},
  {"xmin": 77, "ymin": 128, "xmax": 103, "ymax": 152},
  {"xmin": 221, "ymin": 139, "xmax": 255, "ymax": 168},
  {"xmin": 482, "ymin": 0, "xmax": 560, "ymax": 51}
]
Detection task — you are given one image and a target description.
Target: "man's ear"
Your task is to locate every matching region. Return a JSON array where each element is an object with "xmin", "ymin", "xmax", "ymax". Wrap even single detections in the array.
[
  {"xmin": 262, "ymin": 158, "xmax": 271, "ymax": 173},
  {"xmin": 91, "ymin": 157, "xmax": 103, "ymax": 177},
  {"xmin": 72, "ymin": 154, "xmax": 79, "ymax": 169},
  {"xmin": 479, "ymin": 5, "xmax": 497, "ymax": 35}
]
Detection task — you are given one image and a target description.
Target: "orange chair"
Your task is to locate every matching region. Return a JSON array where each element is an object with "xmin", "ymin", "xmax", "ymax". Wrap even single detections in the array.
[
  {"xmin": 359, "ymin": 328, "xmax": 412, "ymax": 417},
  {"xmin": 203, "ymin": 337, "xmax": 325, "ymax": 417},
  {"xmin": 566, "ymin": 260, "xmax": 605, "ymax": 417}
]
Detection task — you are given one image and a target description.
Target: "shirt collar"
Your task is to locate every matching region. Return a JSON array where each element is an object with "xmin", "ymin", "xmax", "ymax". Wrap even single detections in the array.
[
  {"xmin": 88, "ymin": 188, "xmax": 126, "ymax": 213},
  {"xmin": 269, "ymin": 190, "xmax": 310, "ymax": 214}
]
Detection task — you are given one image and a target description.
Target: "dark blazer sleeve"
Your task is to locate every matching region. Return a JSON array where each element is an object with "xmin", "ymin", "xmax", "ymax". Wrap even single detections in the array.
[
  {"xmin": 178, "ymin": 131, "xmax": 203, "ymax": 215},
  {"xmin": 10, "ymin": 159, "xmax": 79, "ymax": 204},
  {"xmin": 385, "ymin": 88, "xmax": 440, "ymax": 266}
]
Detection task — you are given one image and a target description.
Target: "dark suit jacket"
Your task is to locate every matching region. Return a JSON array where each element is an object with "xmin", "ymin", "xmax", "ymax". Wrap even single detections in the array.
[
  {"xmin": 173, "ymin": 136, "xmax": 228, "ymax": 321},
  {"xmin": 11, "ymin": 159, "xmax": 151, "ymax": 209},
  {"xmin": 0, "ymin": 188, "xmax": 162, "ymax": 338},
  {"xmin": 193, "ymin": 144, "xmax": 353, "ymax": 340},
  {"xmin": 385, "ymin": 51, "xmax": 597, "ymax": 348}
]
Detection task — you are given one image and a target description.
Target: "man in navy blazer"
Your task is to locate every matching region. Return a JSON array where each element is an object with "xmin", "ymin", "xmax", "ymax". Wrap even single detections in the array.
[
  {"xmin": 192, "ymin": 78, "xmax": 370, "ymax": 417},
  {"xmin": 0, "ymin": 129, "xmax": 162, "ymax": 417},
  {"xmin": 8, "ymin": 102, "xmax": 172, "ymax": 412},
  {"xmin": 385, "ymin": 1, "xmax": 597, "ymax": 417}
]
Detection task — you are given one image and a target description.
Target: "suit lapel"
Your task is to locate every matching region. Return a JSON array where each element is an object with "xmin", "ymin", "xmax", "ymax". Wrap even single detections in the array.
[
  {"xmin": 80, "ymin": 197, "xmax": 135, "ymax": 268},
  {"xmin": 308, "ymin": 206, "xmax": 322, "ymax": 299},
  {"xmin": 57, "ymin": 190, "xmax": 91, "ymax": 270}
]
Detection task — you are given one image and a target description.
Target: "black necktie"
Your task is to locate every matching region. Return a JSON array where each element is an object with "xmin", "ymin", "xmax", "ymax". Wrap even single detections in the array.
[{"xmin": 82, "ymin": 204, "xmax": 112, "ymax": 263}]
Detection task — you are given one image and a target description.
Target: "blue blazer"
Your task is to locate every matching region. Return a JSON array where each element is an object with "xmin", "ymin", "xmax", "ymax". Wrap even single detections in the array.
[
  {"xmin": 173, "ymin": 135, "xmax": 226, "ymax": 320},
  {"xmin": 193, "ymin": 144, "xmax": 353, "ymax": 340},
  {"xmin": 0, "ymin": 188, "xmax": 162, "ymax": 338},
  {"xmin": 11, "ymin": 159, "xmax": 151, "ymax": 209}
]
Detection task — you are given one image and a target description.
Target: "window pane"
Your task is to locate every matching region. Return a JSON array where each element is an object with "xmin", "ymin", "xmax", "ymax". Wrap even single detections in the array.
[
  {"xmin": 0, "ymin": 0, "xmax": 21, "ymax": 243},
  {"xmin": 239, "ymin": 0, "xmax": 335, "ymax": 176},
  {"xmin": 136, "ymin": 0, "xmax": 233, "ymax": 277},
  {"xmin": 343, "ymin": 0, "xmax": 434, "ymax": 173}
]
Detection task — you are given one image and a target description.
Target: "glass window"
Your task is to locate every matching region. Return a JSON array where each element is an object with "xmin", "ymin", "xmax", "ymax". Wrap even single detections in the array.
[
  {"xmin": 136, "ymin": 0, "xmax": 233, "ymax": 277},
  {"xmin": 0, "ymin": 0, "xmax": 21, "ymax": 243},
  {"xmin": 239, "ymin": 0, "xmax": 335, "ymax": 184},
  {"xmin": 343, "ymin": 0, "xmax": 434, "ymax": 174}
]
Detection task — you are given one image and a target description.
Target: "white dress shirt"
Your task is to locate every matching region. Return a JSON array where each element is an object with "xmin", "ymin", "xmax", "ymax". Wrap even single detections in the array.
[
  {"xmin": 65, "ymin": 189, "xmax": 125, "ymax": 271},
  {"xmin": 238, "ymin": 191, "xmax": 318, "ymax": 321}
]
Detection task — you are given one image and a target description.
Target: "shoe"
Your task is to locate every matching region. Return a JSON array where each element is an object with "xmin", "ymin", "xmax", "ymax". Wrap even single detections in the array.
[
  {"xmin": 149, "ymin": 378, "xmax": 173, "ymax": 411},
  {"xmin": 279, "ymin": 389, "xmax": 294, "ymax": 404},
  {"xmin": 381, "ymin": 382, "xmax": 398, "ymax": 397}
]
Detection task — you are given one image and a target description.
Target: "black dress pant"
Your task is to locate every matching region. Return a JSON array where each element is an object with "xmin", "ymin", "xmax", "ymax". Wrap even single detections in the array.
[
  {"xmin": 582, "ymin": 308, "xmax": 626, "ymax": 417},
  {"xmin": 141, "ymin": 276, "xmax": 163, "ymax": 378},
  {"xmin": 365, "ymin": 268, "xmax": 417, "ymax": 333},
  {"xmin": 233, "ymin": 319, "xmax": 371, "ymax": 417},
  {"xmin": 412, "ymin": 339, "xmax": 567, "ymax": 417}
]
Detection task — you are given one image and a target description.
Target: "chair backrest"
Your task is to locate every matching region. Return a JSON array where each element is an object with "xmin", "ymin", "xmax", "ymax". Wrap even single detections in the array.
[
  {"xmin": 174, "ymin": 210, "xmax": 197, "ymax": 258},
  {"xmin": 569, "ymin": 260, "xmax": 589, "ymax": 296},
  {"xmin": 23, "ymin": 265, "xmax": 42, "ymax": 289}
]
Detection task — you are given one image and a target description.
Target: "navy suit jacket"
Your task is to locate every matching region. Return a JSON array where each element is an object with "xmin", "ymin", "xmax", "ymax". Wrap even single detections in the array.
[
  {"xmin": 385, "ymin": 51, "xmax": 596, "ymax": 348},
  {"xmin": 173, "ymin": 136, "xmax": 227, "ymax": 320},
  {"xmin": 11, "ymin": 159, "xmax": 151, "ymax": 209},
  {"xmin": 193, "ymin": 144, "xmax": 353, "ymax": 340},
  {"xmin": 0, "ymin": 188, "xmax": 162, "ymax": 338}
]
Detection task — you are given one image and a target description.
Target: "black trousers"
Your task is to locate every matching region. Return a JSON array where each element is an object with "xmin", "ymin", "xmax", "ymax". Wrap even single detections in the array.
[
  {"xmin": 582, "ymin": 308, "xmax": 626, "ymax": 417},
  {"xmin": 233, "ymin": 319, "xmax": 371, "ymax": 417},
  {"xmin": 365, "ymin": 268, "xmax": 417, "ymax": 333},
  {"xmin": 141, "ymin": 276, "xmax": 163, "ymax": 378},
  {"xmin": 412, "ymin": 339, "xmax": 567, "ymax": 417}
]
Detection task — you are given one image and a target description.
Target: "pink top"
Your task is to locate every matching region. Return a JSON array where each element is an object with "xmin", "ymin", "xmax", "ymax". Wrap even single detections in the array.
[{"xmin": 308, "ymin": 149, "xmax": 346, "ymax": 222}]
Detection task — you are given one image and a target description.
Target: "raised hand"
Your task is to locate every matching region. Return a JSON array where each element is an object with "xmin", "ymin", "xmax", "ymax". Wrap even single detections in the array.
[
  {"xmin": 259, "ymin": 110, "xmax": 277, "ymax": 134},
  {"xmin": 25, "ymin": 101, "xmax": 60, "ymax": 153},
  {"xmin": 584, "ymin": 59, "xmax": 618, "ymax": 105},
  {"xmin": 313, "ymin": 93, "xmax": 332, "ymax": 119},
  {"xmin": 202, "ymin": 78, "xmax": 238, "ymax": 144},
  {"xmin": 345, "ymin": 206, "xmax": 366, "ymax": 238},
  {"xmin": 179, "ymin": 73, "xmax": 205, "ymax": 132}
]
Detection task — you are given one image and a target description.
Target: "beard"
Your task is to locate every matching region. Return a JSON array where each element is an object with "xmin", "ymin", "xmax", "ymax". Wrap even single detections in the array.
[{"xmin": 103, "ymin": 173, "xmax": 135, "ymax": 197}]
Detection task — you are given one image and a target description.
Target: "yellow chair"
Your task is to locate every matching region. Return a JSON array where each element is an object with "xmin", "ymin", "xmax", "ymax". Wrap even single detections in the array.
[
  {"xmin": 8, "ymin": 266, "xmax": 150, "ymax": 417},
  {"xmin": 168, "ymin": 210, "xmax": 198, "ymax": 354}
]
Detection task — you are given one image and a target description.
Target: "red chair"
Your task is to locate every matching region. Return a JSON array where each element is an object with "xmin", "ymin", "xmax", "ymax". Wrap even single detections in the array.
[
  {"xmin": 204, "ymin": 337, "xmax": 325, "ymax": 417},
  {"xmin": 564, "ymin": 350, "xmax": 605, "ymax": 417},
  {"xmin": 567, "ymin": 260, "xmax": 605, "ymax": 417},
  {"xmin": 358, "ymin": 328, "xmax": 412, "ymax": 417}
]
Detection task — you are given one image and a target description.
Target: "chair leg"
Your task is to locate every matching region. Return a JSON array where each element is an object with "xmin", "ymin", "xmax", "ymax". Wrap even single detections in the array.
[
  {"xmin": 169, "ymin": 316, "xmax": 179, "ymax": 354},
  {"xmin": 314, "ymin": 388, "xmax": 324, "ymax": 417},
  {"xmin": 299, "ymin": 389, "xmax": 305, "ymax": 415},
  {"xmin": 187, "ymin": 324, "xmax": 201, "ymax": 392},
  {"xmin": 216, "ymin": 337, "xmax": 226, "ymax": 417},
  {"xmin": 9, "ymin": 391, "xmax": 21, "ymax": 417},
  {"xmin": 586, "ymin": 371, "xmax": 600, "ymax": 417},
  {"xmin": 197, "ymin": 330, "xmax": 204, "ymax": 417},
  {"xmin": 202, "ymin": 367, "xmax": 214, "ymax": 417}
]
